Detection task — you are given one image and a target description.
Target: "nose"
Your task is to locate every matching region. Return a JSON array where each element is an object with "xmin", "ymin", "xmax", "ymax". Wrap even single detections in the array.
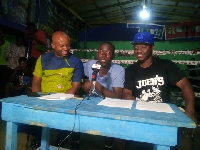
[
  {"xmin": 64, "ymin": 45, "xmax": 68, "ymax": 49},
  {"xmin": 134, "ymin": 47, "xmax": 142, "ymax": 53},
  {"xmin": 63, "ymin": 45, "xmax": 70, "ymax": 50},
  {"xmin": 100, "ymin": 51, "xmax": 107, "ymax": 57}
]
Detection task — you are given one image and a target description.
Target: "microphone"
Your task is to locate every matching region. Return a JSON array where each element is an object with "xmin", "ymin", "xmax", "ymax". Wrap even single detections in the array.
[
  {"xmin": 91, "ymin": 61, "xmax": 101, "ymax": 81},
  {"xmin": 87, "ymin": 61, "xmax": 104, "ymax": 99}
]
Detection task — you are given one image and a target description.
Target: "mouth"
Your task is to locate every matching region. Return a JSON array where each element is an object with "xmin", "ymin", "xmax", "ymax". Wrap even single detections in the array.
[
  {"xmin": 135, "ymin": 53, "xmax": 143, "ymax": 59},
  {"xmin": 99, "ymin": 58, "xmax": 107, "ymax": 64},
  {"xmin": 62, "ymin": 50, "xmax": 68, "ymax": 56},
  {"xmin": 101, "ymin": 59, "xmax": 106, "ymax": 62}
]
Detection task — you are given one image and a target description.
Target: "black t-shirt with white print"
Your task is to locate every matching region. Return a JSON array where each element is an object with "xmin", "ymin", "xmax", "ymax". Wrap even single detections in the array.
[{"xmin": 124, "ymin": 57, "xmax": 185, "ymax": 103}]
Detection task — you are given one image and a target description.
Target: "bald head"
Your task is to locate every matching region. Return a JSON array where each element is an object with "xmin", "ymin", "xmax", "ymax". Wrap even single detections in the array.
[
  {"xmin": 51, "ymin": 31, "xmax": 71, "ymax": 57},
  {"xmin": 52, "ymin": 31, "xmax": 70, "ymax": 43}
]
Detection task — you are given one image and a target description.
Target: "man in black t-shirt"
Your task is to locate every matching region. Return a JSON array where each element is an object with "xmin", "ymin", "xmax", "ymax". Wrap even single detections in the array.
[
  {"xmin": 122, "ymin": 32, "xmax": 196, "ymax": 150},
  {"xmin": 124, "ymin": 57, "xmax": 186, "ymax": 103}
]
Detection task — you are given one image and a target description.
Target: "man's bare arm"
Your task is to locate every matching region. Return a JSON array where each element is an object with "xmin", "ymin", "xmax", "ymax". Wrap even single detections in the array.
[
  {"xmin": 176, "ymin": 77, "xmax": 196, "ymax": 122},
  {"xmin": 66, "ymin": 82, "xmax": 81, "ymax": 95},
  {"xmin": 32, "ymin": 75, "xmax": 42, "ymax": 92},
  {"xmin": 122, "ymin": 88, "xmax": 135, "ymax": 100}
]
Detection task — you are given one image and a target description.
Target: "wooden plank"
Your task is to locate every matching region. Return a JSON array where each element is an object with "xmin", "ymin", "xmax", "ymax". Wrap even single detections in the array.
[
  {"xmin": 2, "ymin": 103, "xmax": 177, "ymax": 146},
  {"xmin": 1, "ymin": 96, "xmax": 197, "ymax": 149},
  {"xmin": 1, "ymin": 96, "xmax": 195, "ymax": 128},
  {"xmin": 41, "ymin": 127, "xmax": 50, "ymax": 150},
  {"xmin": 5, "ymin": 122, "xmax": 18, "ymax": 150}
]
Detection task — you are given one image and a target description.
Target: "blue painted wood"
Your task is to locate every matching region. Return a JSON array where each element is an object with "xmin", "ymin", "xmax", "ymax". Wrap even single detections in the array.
[
  {"xmin": 6, "ymin": 122, "xmax": 18, "ymax": 150},
  {"xmin": 41, "ymin": 127, "xmax": 50, "ymax": 150},
  {"xmin": 1, "ymin": 95, "xmax": 196, "ymax": 150},
  {"xmin": 2, "ymin": 96, "xmax": 195, "ymax": 128},
  {"xmin": 2, "ymin": 103, "xmax": 178, "ymax": 146},
  {"xmin": 153, "ymin": 145, "xmax": 170, "ymax": 150}
]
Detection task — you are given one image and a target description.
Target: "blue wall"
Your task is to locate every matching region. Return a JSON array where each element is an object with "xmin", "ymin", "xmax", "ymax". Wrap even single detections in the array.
[
  {"xmin": 79, "ymin": 24, "xmax": 139, "ymax": 41},
  {"xmin": 78, "ymin": 23, "xmax": 200, "ymax": 43}
]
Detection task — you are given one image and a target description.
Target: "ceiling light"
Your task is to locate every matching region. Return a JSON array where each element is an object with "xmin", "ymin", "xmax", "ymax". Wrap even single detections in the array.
[{"xmin": 140, "ymin": 0, "xmax": 150, "ymax": 19}]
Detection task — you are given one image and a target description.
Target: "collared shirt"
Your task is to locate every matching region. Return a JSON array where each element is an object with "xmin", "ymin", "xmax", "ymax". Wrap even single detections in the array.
[{"xmin": 33, "ymin": 51, "xmax": 84, "ymax": 93}]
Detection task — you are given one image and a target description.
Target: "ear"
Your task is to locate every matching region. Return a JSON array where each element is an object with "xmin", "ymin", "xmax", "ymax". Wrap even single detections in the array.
[
  {"xmin": 96, "ymin": 51, "xmax": 99, "ymax": 58},
  {"xmin": 152, "ymin": 45, "xmax": 155, "ymax": 50},
  {"xmin": 112, "ymin": 53, "xmax": 115, "ymax": 60},
  {"xmin": 51, "ymin": 42, "xmax": 55, "ymax": 49},
  {"xmin": 151, "ymin": 45, "xmax": 155, "ymax": 53}
]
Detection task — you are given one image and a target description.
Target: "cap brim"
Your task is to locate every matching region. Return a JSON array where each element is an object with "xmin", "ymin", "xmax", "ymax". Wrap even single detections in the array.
[{"xmin": 130, "ymin": 42, "xmax": 154, "ymax": 45}]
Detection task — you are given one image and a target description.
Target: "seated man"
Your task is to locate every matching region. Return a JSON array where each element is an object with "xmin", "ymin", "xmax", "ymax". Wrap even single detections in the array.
[
  {"xmin": 32, "ymin": 31, "xmax": 84, "ymax": 94},
  {"xmin": 83, "ymin": 42, "xmax": 124, "ymax": 98},
  {"xmin": 4, "ymin": 57, "xmax": 39, "ymax": 148},
  {"xmin": 83, "ymin": 42, "xmax": 125, "ymax": 150},
  {"xmin": 123, "ymin": 32, "xmax": 196, "ymax": 150},
  {"xmin": 32, "ymin": 31, "xmax": 84, "ymax": 149},
  {"xmin": 5, "ymin": 57, "xmax": 32, "ymax": 97}
]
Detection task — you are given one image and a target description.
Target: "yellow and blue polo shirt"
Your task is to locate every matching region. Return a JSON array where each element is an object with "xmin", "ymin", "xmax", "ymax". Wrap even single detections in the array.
[{"xmin": 33, "ymin": 51, "xmax": 84, "ymax": 93}]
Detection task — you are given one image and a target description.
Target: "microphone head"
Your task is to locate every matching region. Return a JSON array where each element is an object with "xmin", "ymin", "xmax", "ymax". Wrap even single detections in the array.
[
  {"xmin": 91, "ymin": 61, "xmax": 101, "ymax": 80},
  {"xmin": 92, "ymin": 63, "xmax": 101, "ymax": 70},
  {"xmin": 92, "ymin": 61, "xmax": 101, "ymax": 72}
]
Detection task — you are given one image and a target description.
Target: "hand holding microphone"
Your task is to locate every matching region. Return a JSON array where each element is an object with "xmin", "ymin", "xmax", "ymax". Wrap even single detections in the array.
[
  {"xmin": 87, "ymin": 61, "xmax": 104, "ymax": 99},
  {"xmin": 91, "ymin": 61, "xmax": 101, "ymax": 81}
]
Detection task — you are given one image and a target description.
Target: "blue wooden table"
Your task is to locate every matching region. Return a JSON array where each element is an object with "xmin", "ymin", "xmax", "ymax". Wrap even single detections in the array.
[{"xmin": 1, "ymin": 95, "xmax": 196, "ymax": 150}]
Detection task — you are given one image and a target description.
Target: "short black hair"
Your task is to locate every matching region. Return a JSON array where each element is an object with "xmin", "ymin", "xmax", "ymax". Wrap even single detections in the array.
[
  {"xmin": 18, "ymin": 57, "xmax": 28, "ymax": 63},
  {"xmin": 100, "ymin": 42, "xmax": 115, "ymax": 54}
]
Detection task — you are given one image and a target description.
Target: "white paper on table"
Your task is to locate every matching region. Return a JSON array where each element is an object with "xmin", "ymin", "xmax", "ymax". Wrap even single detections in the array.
[
  {"xmin": 97, "ymin": 97, "xmax": 134, "ymax": 109},
  {"xmin": 135, "ymin": 101, "xmax": 175, "ymax": 113},
  {"xmin": 38, "ymin": 93, "xmax": 74, "ymax": 100}
]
